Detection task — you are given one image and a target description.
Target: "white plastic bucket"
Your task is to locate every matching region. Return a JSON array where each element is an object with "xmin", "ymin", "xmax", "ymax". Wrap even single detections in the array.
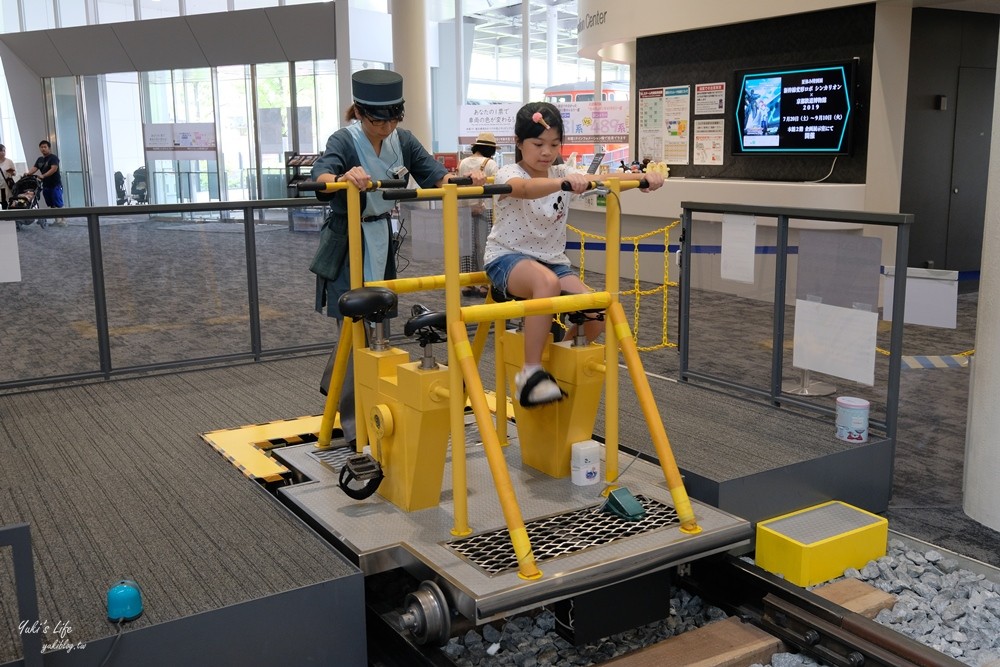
[
  {"xmin": 571, "ymin": 440, "xmax": 601, "ymax": 486},
  {"xmin": 835, "ymin": 397, "xmax": 870, "ymax": 443}
]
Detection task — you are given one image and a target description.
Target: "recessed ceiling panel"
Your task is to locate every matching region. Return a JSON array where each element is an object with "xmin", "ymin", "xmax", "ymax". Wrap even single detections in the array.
[
  {"xmin": 0, "ymin": 31, "xmax": 72, "ymax": 78},
  {"xmin": 187, "ymin": 9, "xmax": 286, "ymax": 67},
  {"xmin": 52, "ymin": 25, "xmax": 133, "ymax": 76},
  {"xmin": 112, "ymin": 16, "xmax": 209, "ymax": 71},
  {"xmin": 264, "ymin": 3, "xmax": 337, "ymax": 63}
]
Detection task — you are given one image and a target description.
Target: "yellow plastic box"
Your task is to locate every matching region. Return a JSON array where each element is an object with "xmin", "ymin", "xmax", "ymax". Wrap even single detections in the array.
[{"xmin": 755, "ymin": 500, "xmax": 888, "ymax": 587}]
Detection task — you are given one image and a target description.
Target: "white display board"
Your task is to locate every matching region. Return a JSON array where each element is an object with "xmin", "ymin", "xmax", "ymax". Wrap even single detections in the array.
[
  {"xmin": 883, "ymin": 266, "xmax": 958, "ymax": 329},
  {"xmin": 0, "ymin": 220, "xmax": 21, "ymax": 282},
  {"xmin": 720, "ymin": 213, "xmax": 756, "ymax": 284},
  {"xmin": 792, "ymin": 299, "xmax": 878, "ymax": 386}
]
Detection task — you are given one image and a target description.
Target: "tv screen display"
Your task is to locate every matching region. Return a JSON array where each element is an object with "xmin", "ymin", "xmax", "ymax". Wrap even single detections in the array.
[{"xmin": 733, "ymin": 60, "xmax": 857, "ymax": 155}]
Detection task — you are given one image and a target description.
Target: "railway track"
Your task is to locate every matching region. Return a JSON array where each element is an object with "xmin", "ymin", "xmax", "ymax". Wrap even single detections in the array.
[
  {"xmin": 365, "ymin": 553, "xmax": 968, "ymax": 667},
  {"xmin": 678, "ymin": 553, "xmax": 966, "ymax": 667}
]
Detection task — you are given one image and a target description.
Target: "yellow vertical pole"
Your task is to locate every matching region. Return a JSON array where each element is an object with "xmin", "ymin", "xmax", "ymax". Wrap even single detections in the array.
[
  {"xmin": 608, "ymin": 301, "xmax": 700, "ymax": 533},
  {"xmin": 494, "ymin": 320, "xmax": 509, "ymax": 446},
  {"xmin": 318, "ymin": 324, "xmax": 353, "ymax": 448},
  {"xmin": 443, "ymin": 183, "xmax": 471, "ymax": 536},
  {"xmin": 346, "ymin": 183, "xmax": 368, "ymax": 452},
  {"xmin": 451, "ymin": 322, "xmax": 541, "ymax": 579},
  {"xmin": 604, "ymin": 179, "xmax": 622, "ymax": 483}
]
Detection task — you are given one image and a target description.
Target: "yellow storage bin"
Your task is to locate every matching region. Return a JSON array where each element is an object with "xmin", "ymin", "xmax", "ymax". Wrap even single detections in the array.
[{"xmin": 755, "ymin": 500, "xmax": 887, "ymax": 587}]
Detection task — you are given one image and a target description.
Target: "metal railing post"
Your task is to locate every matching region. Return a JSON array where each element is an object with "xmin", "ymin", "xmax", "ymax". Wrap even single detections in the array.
[
  {"xmin": 771, "ymin": 214, "xmax": 790, "ymax": 404},
  {"xmin": 244, "ymin": 206, "xmax": 262, "ymax": 360},
  {"xmin": 87, "ymin": 212, "xmax": 113, "ymax": 377},
  {"xmin": 678, "ymin": 207, "xmax": 692, "ymax": 381},
  {"xmin": 1, "ymin": 523, "xmax": 43, "ymax": 667}
]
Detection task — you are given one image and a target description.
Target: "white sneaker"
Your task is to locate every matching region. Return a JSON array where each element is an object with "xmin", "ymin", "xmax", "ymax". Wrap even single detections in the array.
[{"xmin": 515, "ymin": 368, "xmax": 564, "ymax": 408}]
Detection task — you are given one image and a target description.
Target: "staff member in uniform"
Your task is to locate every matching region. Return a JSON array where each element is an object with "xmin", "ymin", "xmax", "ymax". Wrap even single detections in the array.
[{"xmin": 310, "ymin": 69, "xmax": 486, "ymax": 446}]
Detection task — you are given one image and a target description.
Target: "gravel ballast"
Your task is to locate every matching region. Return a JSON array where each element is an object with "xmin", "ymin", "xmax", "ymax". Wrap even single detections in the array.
[{"xmin": 442, "ymin": 538, "xmax": 1000, "ymax": 666}]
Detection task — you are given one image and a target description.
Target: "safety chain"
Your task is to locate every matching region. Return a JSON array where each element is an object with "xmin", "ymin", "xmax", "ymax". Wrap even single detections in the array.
[
  {"xmin": 568, "ymin": 220, "xmax": 680, "ymax": 352},
  {"xmin": 875, "ymin": 346, "xmax": 975, "ymax": 358}
]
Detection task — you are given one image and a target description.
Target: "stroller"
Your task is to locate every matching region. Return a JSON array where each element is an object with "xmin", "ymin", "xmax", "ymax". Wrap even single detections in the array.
[
  {"xmin": 114, "ymin": 171, "xmax": 129, "ymax": 205},
  {"xmin": 131, "ymin": 166, "xmax": 148, "ymax": 204},
  {"xmin": 10, "ymin": 174, "xmax": 45, "ymax": 230}
]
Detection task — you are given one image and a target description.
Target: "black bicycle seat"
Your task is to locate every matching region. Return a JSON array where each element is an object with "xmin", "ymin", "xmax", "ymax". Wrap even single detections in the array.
[
  {"xmin": 404, "ymin": 310, "xmax": 448, "ymax": 338},
  {"xmin": 338, "ymin": 287, "xmax": 398, "ymax": 322}
]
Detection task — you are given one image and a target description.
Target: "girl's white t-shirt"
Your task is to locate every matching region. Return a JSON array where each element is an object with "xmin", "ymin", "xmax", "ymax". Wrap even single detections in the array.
[{"xmin": 484, "ymin": 163, "xmax": 573, "ymax": 266}]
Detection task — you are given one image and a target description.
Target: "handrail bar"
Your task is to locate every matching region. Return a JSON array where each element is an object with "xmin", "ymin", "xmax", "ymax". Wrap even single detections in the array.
[
  {"xmin": 0, "ymin": 197, "xmax": 321, "ymax": 221},
  {"xmin": 679, "ymin": 201, "xmax": 913, "ymax": 227}
]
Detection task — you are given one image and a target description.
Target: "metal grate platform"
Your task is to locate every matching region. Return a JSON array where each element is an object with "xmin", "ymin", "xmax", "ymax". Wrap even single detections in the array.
[
  {"xmin": 275, "ymin": 425, "xmax": 752, "ymax": 623},
  {"xmin": 313, "ymin": 445, "xmax": 357, "ymax": 472},
  {"xmin": 448, "ymin": 495, "xmax": 679, "ymax": 575}
]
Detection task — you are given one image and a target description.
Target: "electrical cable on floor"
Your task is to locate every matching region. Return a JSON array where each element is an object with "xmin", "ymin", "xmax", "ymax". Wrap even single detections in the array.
[
  {"xmin": 98, "ymin": 621, "xmax": 123, "ymax": 667},
  {"xmin": 594, "ymin": 446, "xmax": 645, "ymax": 513}
]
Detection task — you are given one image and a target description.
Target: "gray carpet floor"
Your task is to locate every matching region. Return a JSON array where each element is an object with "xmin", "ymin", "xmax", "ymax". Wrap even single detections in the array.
[{"xmin": 0, "ymin": 355, "xmax": 354, "ymax": 664}]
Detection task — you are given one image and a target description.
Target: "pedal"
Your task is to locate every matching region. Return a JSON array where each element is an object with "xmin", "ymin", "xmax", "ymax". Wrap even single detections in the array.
[
  {"xmin": 604, "ymin": 487, "xmax": 646, "ymax": 521},
  {"xmin": 338, "ymin": 453, "xmax": 384, "ymax": 500}
]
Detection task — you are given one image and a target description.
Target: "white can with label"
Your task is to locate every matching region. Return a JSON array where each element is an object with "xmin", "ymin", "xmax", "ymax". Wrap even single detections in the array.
[
  {"xmin": 835, "ymin": 396, "xmax": 870, "ymax": 443},
  {"xmin": 571, "ymin": 440, "xmax": 601, "ymax": 486}
]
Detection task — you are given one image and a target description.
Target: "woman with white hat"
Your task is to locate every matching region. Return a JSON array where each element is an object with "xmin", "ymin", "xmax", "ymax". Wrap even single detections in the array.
[
  {"xmin": 458, "ymin": 132, "xmax": 499, "ymax": 297},
  {"xmin": 310, "ymin": 69, "xmax": 487, "ymax": 445}
]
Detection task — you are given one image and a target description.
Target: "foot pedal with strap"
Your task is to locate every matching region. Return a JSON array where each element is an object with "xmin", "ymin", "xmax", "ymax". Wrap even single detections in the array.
[{"xmin": 338, "ymin": 453, "xmax": 384, "ymax": 500}]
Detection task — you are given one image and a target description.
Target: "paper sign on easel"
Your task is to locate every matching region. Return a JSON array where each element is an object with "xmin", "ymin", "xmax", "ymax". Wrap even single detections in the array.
[
  {"xmin": 0, "ymin": 221, "xmax": 21, "ymax": 282},
  {"xmin": 792, "ymin": 299, "xmax": 878, "ymax": 386},
  {"xmin": 721, "ymin": 213, "xmax": 756, "ymax": 284}
]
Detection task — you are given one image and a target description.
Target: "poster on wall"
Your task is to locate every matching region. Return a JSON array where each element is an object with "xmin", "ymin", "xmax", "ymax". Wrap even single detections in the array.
[
  {"xmin": 558, "ymin": 101, "xmax": 629, "ymax": 144},
  {"xmin": 693, "ymin": 119, "xmax": 725, "ymax": 165},
  {"xmin": 638, "ymin": 87, "xmax": 664, "ymax": 162},
  {"xmin": 694, "ymin": 82, "xmax": 726, "ymax": 115},
  {"xmin": 143, "ymin": 123, "xmax": 217, "ymax": 160},
  {"xmin": 458, "ymin": 104, "xmax": 520, "ymax": 145},
  {"xmin": 663, "ymin": 85, "xmax": 691, "ymax": 165},
  {"xmin": 458, "ymin": 101, "xmax": 628, "ymax": 147},
  {"xmin": 258, "ymin": 109, "xmax": 284, "ymax": 155}
]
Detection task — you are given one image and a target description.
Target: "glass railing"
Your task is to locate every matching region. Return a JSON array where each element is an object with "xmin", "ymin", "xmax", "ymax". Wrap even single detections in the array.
[{"xmin": 0, "ymin": 199, "xmax": 331, "ymax": 390}]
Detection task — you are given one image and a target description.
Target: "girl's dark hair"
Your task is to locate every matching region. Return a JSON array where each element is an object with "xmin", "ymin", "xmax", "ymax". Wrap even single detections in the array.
[
  {"xmin": 473, "ymin": 144, "xmax": 497, "ymax": 159},
  {"xmin": 513, "ymin": 101, "xmax": 562, "ymax": 162}
]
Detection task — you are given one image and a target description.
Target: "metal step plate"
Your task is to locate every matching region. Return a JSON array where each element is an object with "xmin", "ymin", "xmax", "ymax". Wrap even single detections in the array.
[
  {"xmin": 448, "ymin": 495, "xmax": 679, "ymax": 575},
  {"xmin": 275, "ymin": 423, "xmax": 752, "ymax": 623}
]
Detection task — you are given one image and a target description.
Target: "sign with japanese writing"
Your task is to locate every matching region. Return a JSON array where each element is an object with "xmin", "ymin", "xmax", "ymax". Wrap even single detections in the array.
[
  {"xmin": 143, "ymin": 123, "xmax": 217, "ymax": 160},
  {"xmin": 458, "ymin": 104, "xmax": 520, "ymax": 145},
  {"xmin": 458, "ymin": 101, "xmax": 629, "ymax": 146},
  {"xmin": 558, "ymin": 101, "xmax": 628, "ymax": 144}
]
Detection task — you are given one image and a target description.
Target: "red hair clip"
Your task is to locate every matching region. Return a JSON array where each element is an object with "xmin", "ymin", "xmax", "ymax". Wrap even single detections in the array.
[{"xmin": 532, "ymin": 111, "xmax": 551, "ymax": 130}]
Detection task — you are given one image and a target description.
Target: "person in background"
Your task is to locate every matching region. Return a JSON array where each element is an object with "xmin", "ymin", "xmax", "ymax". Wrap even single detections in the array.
[
  {"xmin": 458, "ymin": 131, "xmax": 500, "ymax": 297},
  {"xmin": 310, "ymin": 69, "xmax": 486, "ymax": 446},
  {"xmin": 26, "ymin": 140, "xmax": 64, "ymax": 219},
  {"xmin": 0, "ymin": 144, "xmax": 15, "ymax": 209},
  {"xmin": 484, "ymin": 102, "xmax": 664, "ymax": 407}
]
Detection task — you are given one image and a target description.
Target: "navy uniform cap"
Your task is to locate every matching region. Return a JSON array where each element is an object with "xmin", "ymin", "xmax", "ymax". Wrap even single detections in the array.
[{"xmin": 352, "ymin": 70, "xmax": 404, "ymax": 107}]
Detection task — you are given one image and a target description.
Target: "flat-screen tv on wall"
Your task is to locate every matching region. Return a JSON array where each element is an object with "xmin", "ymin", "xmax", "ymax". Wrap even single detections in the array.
[{"xmin": 733, "ymin": 60, "xmax": 858, "ymax": 155}]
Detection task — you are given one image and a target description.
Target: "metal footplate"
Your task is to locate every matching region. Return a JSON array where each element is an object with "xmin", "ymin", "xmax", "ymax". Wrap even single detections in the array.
[
  {"xmin": 274, "ymin": 438, "xmax": 753, "ymax": 625},
  {"xmin": 448, "ymin": 495, "xmax": 678, "ymax": 575}
]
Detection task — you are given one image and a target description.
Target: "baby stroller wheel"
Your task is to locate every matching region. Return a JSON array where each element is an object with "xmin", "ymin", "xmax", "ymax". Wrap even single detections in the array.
[
  {"xmin": 15, "ymin": 220, "xmax": 22, "ymax": 231},
  {"xmin": 37, "ymin": 218, "xmax": 48, "ymax": 229}
]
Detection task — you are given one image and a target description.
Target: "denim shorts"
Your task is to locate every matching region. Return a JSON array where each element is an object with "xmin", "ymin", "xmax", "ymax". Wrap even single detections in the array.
[{"xmin": 484, "ymin": 253, "xmax": 574, "ymax": 299}]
